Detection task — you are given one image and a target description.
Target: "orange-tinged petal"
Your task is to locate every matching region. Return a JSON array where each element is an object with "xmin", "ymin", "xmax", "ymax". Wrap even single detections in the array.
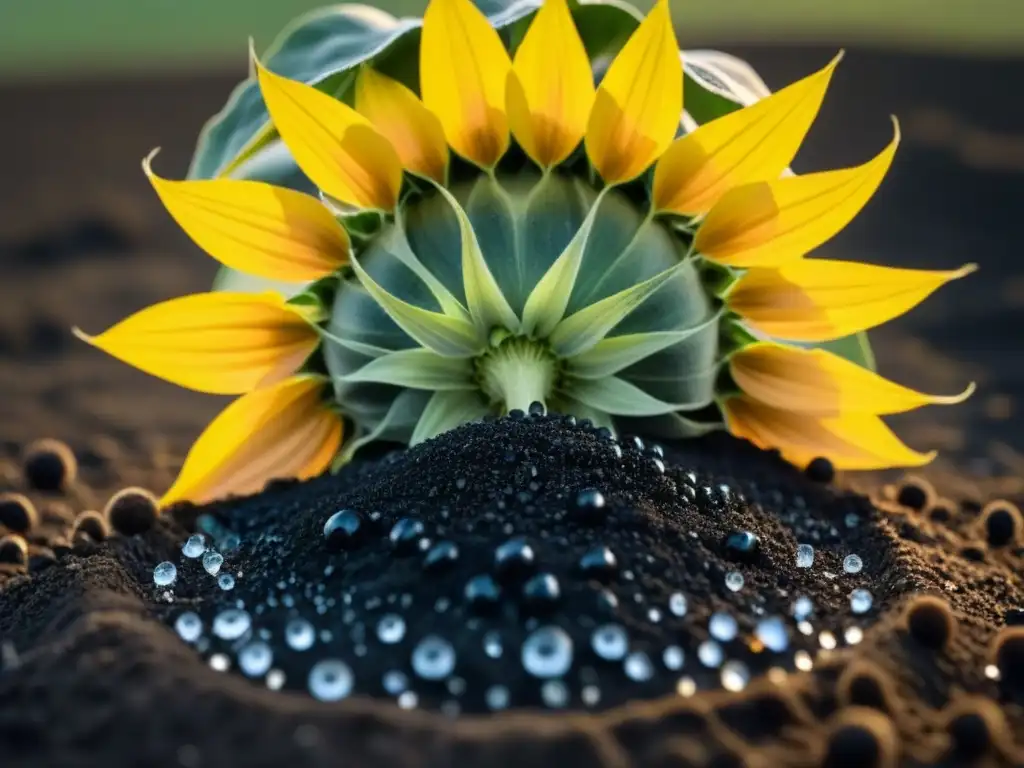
[
  {"xmin": 74, "ymin": 292, "xmax": 320, "ymax": 395},
  {"xmin": 355, "ymin": 67, "xmax": 449, "ymax": 183},
  {"xmin": 161, "ymin": 376, "xmax": 343, "ymax": 506},
  {"xmin": 585, "ymin": 0, "xmax": 681, "ymax": 184},
  {"xmin": 254, "ymin": 54, "xmax": 402, "ymax": 211},
  {"xmin": 144, "ymin": 153, "xmax": 349, "ymax": 282},
  {"xmin": 723, "ymin": 395, "xmax": 935, "ymax": 470},
  {"xmin": 507, "ymin": 0, "xmax": 595, "ymax": 168},
  {"xmin": 728, "ymin": 259, "xmax": 976, "ymax": 341},
  {"xmin": 421, "ymin": 0, "xmax": 511, "ymax": 168},
  {"xmin": 730, "ymin": 342, "xmax": 975, "ymax": 416},
  {"xmin": 695, "ymin": 118, "xmax": 900, "ymax": 266},
  {"xmin": 653, "ymin": 53, "xmax": 842, "ymax": 215}
]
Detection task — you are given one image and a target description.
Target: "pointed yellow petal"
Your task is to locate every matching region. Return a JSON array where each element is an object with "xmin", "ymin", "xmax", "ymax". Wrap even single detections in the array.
[
  {"xmin": 507, "ymin": 0, "xmax": 595, "ymax": 168},
  {"xmin": 144, "ymin": 155, "xmax": 349, "ymax": 282},
  {"xmin": 728, "ymin": 259, "xmax": 976, "ymax": 341},
  {"xmin": 355, "ymin": 68, "xmax": 449, "ymax": 183},
  {"xmin": 653, "ymin": 53, "xmax": 842, "ymax": 215},
  {"xmin": 74, "ymin": 292, "xmax": 320, "ymax": 395},
  {"xmin": 421, "ymin": 0, "xmax": 511, "ymax": 168},
  {"xmin": 724, "ymin": 395, "xmax": 935, "ymax": 470},
  {"xmin": 695, "ymin": 118, "xmax": 900, "ymax": 266},
  {"xmin": 730, "ymin": 342, "xmax": 975, "ymax": 416},
  {"xmin": 161, "ymin": 376, "xmax": 343, "ymax": 507},
  {"xmin": 254, "ymin": 55, "xmax": 402, "ymax": 211},
  {"xmin": 585, "ymin": 0, "xmax": 682, "ymax": 184}
]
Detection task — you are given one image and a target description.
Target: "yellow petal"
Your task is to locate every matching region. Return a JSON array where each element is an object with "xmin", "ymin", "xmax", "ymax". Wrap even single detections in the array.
[
  {"xmin": 695, "ymin": 118, "xmax": 900, "ymax": 266},
  {"xmin": 355, "ymin": 68, "xmax": 449, "ymax": 183},
  {"xmin": 728, "ymin": 259, "xmax": 976, "ymax": 341},
  {"xmin": 723, "ymin": 395, "xmax": 935, "ymax": 470},
  {"xmin": 420, "ymin": 0, "xmax": 511, "ymax": 168},
  {"xmin": 585, "ymin": 0, "xmax": 682, "ymax": 184},
  {"xmin": 653, "ymin": 53, "xmax": 842, "ymax": 215},
  {"xmin": 254, "ymin": 54, "xmax": 402, "ymax": 211},
  {"xmin": 161, "ymin": 376, "xmax": 343, "ymax": 506},
  {"xmin": 144, "ymin": 154, "xmax": 349, "ymax": 282},
  {"xmin": 74, "ymin": 292, "xmax": 320, "ymax": 395},
  {"xmin": 507, "ymin": 0, "xmax": 595, "ymax": 168},
  {"xmin": 730, "ymin": 342, "xmax": 975, "ymax": 416}
]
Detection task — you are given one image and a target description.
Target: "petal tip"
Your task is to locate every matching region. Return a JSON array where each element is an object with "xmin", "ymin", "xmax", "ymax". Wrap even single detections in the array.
[{"xmin": 141, "ymin": 147, "xmax": 161, "ymax": 177}]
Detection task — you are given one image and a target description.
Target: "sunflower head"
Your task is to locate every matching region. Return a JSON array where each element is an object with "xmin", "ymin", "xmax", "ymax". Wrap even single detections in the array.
[{"xmin": 77, "ymin": 0, "xmax": 975, "ymax": 506}]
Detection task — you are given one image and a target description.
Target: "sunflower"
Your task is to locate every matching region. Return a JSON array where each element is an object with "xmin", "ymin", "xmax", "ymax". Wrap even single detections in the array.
[{"xmin": 76, "ymin": 0, "xmax": 974, "ymax": 506}]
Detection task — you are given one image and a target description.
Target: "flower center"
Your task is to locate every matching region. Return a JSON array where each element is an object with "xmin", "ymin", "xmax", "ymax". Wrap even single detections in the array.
[{"xmin": 475, "ymin": 335, "xmax": 559, "ymax": 414}]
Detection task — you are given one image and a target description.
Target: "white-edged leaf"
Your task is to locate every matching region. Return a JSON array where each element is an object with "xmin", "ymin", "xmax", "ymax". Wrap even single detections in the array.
[
  {"xmin": 333, "ymin": 389, "xmax": 430, "ymax": 468},
  {"xmin": 566, "ymin": 311, "xmax": 720, "ymax": 379},
  {"xmin": 349, "ymin": 251, "xmax": 484, "ymax": 357},
  {"xmin": 335, "ymin": 349, "xmax": 475, "ymax": 390},
  {"xmin": 318, "ymin": 327, "xmax": 393, "ymax": 359},
  {"xmin": 432, "ymin": 182, "xmax": 521, "ymax": 335},
  {"xmin": 549, "ymin": 262, "xmax": 685, "ymax": 357},
  {"xmin": 520, "ymin": 188, "xmax": 608, "ymax": 338},
  {"xmin": 410, "ymin": 390, "xmax": 490, "ymax": 445},
  {"xmin": 387, "ymin": 213, "xmax": 471, "ymax": 321},
  {"xmin": 563, "ymin": 376, "xmax": 711, "ymax": 416}
]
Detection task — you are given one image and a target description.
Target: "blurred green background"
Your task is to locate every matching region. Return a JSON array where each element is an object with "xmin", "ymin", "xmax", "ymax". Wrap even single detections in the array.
[{"xmin": 1, "ymin": 0, "xmax": 1022, "ymax": 80}]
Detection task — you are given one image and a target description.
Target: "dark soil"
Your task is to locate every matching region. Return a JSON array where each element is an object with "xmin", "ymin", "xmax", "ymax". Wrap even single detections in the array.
[{"xmin": 2, "ymin": 47, "xmax": 1024, "ymax": 767}]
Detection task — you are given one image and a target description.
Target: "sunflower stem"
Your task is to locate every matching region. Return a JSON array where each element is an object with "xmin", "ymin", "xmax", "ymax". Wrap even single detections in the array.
[{"xmin": 477, "ymin": 337, "xmax": 558, "ymax": 414}]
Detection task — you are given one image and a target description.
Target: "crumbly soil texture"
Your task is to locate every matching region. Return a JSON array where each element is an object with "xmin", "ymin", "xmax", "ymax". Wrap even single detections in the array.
[{"xmin": 2, "ymin": 415, "xmax": 1024, "ymax": 768}]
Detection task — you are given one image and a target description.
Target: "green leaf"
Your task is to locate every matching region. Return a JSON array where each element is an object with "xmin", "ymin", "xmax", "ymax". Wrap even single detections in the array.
[
  {"xmin": 812, "ymin": 333, "xmax": 877, "ymax": 372},
  {"xmin": 375, "ymin": 220, "xmax": 470, "ymax": 321},
  {"xmin": 521, "ymin": 188, "xmax": 607, "ymax": 338},
  {"xmin": 349, "ymin": 251, "xmax": 484, "ymax": 357},
  {"xmin": 212, "ymin": 267, "xmax": 307, "ymax": 297},
  {"xmin": 410, "ymin": 390, "xmax": 490, "ymax": 445},
  {"xmin": 563, "ymin": 375, "xmax": 712, "ymax": 416},
  {"xmin": 567, "ymin": 311, "xmax": 720, "ymax": 379},
  {"xmin": 432, "ymin": 183, "xmax": 521, "ymax": 336},
  {"xmin": 335, "ymin": 348, "xmax": 475, "ymax": 390},
  {"xmin": 551, "ymin": 395, "xmax": 616, "ymax": 433},
  {"xmin": 549, "ymin": 262, "xmax": 685, "ymax": 358},
  {"xmin": 333, "ymin": 388, "xmax": 431, "ymax": 468},
  {"xmin": 617, "ymin": 412, "xmax": 723, "ymax": 440},
  {"xmin": 318, "ymin": 327, "xmax": 392, "ymax": 360}
]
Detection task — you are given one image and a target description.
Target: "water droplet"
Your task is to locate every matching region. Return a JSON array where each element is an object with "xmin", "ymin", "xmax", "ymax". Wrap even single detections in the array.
[
  {"xmin": 647, "ymin": 607, "xmax": 662, "ymax": 623},
  {"xmin": 844, "ymin": 626, "xmax": 864, "ymax": 645},
  {"xmin": 212, "ymin": 609, "xmax": 251, "ymax": 641},
  {"xmin": 755, "ymin": 616, "xmax": 789, "ymax": 653},
  {"xmin": 569, "ymin": 488, "xmax": 607, "ymax": 524},
  {"xmin": 721, "ymin": 660, "xmax": 750, "ymax": 692},
  {"xmin": 464, "ymin": 574, "xmax": 502, "ymax": 613},
  {"xmin": 725, "ymin": 571, "xmax": 745, "ymax": 592},
  {"xmin": 724, "ymin": 530, "xmax": 759, "ymax": 559},
  {"xmin": 182, "ymin": 534, "xmax": 206, "ymax": 559},
  {"xmin": 669, "ymin": 592, "xmax": 688, "ymax": 617},
  {"xmin": 522, "ymin": 573, "xmax": 561, "ymax": 613},
  {"xmin": 266, "ymin": 669, "xmax": 285, "ymax": 690},
  {"xmin": 485, "ymin": 685, "xmax": 510, "ymax": 710},
  {"xmin": 202, "ymin": 550, "xmax": 223, "ymax": 576},
  {"xmin": 843, "ymin": 554, "xmax": 864, "ymax": 574},
  {"xmin": 676, "ymin": 677, "xmax": 697, "ymax": 697},
  {"xmin": 153, "ymin": 561, "xmax": 176, "ymax": 587},
  {"xmin": 541, "ymin": 680, "xmax": 569, "ymax": 708},
  {"xmin": 308, "ymin": 660, "xmax": 353, "ymax": 701},
  {"xmin": 624, "ymin": 651, "xmax": 654, "ymax": 682},
  {"xmin": 577, "ymin": 546, "xmax": 618, "ymax": 582},
  {"xmin": 819, "ymin": 630, "xmax": 838, "ymax": 650},
  {"xmin": 494, "ymin": 537, "xmax": 536, "ymax": 581},
  {"xmin": 209, "ymin": 653, "xmax": 230, "ymax": 672},
  {"xmin": 218, "ymin": 573, "xmax": 235, "ymax": 591},
  {"xmin": 323, "ymin": 509, "xmax": 364, "ymax": 550},
  {"xmin": 390, "ymin": 518, "xmax": 426, "ymax": 555},
  {"xmin": 383, "ymin": 670, "xmax": 408, "ymax": 695},
  {"xmin": 397, "ymin": 691, "xmax": 419, "ymax": 709},
  {"xmin": 581, "ymin": 685, "xmax": 601, "ymax": 707},
  {"xmin": 591, "ymin": 624, "xmax": 629, "ymax": 661},
  {"xmin": 285, "ymin": 618, "xmax": 316, "ymax": 651},
  {"xmin": 796, "ymin": 544, "xmax": 815, "ymax": 568},
  {"xmin": 662, "ymin": 645, "xmax": 685, "ymax": 671},
  {"xmin": 376, "ymin": 614, "xmax": 406, "ymax": 644},
  {"xmin": 792, "ymin": 595, "xmax": 814, "ymax": 620},
  {"xmin": 238, "ymin": 641, "xmax": 273, "ymax": 677},
  {"xmin": 483, "ymin": 630, "xmax": 503, "ymax": 659},
  {"xmin": 174, "ymin": 611, "xmax": 202, "ymax": 643},
  {"xmin": 412, "ymin": 635, "xmax": 456, "ymax": 680},
  {"xmin": 697, "ymin": 640, "xmax": 723, "ymax": 668},
  {"xmin": 850, "ymin": 588, "xmax": 873, "ymax": 614},
  {"xmin": 522, "ymin": 626, "xmax": 574, "ymax": 679},
  {"xmin": 794, "ymin": 650, "xmax": 813, "ymax": 671},
  {"xmin": 423, "ymin": 540, "xmax": 459, "ymax": 572},
  {"xmin": 709, "ymin": 612, "xmax": 738, "ymax": 642}
]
